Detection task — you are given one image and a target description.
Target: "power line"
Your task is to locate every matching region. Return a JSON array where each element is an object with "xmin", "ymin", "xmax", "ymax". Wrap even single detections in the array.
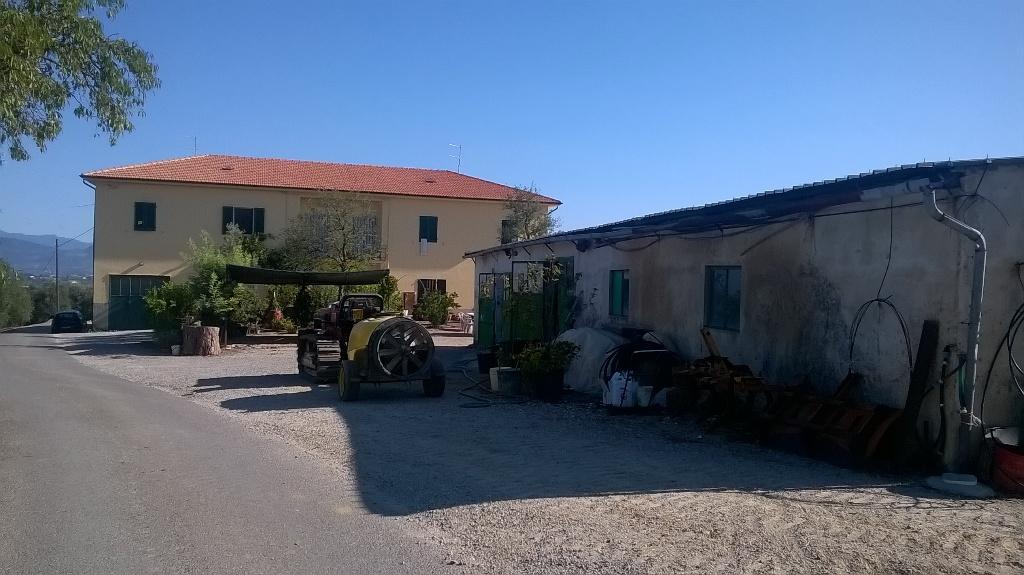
[{"xmin": 58, "ymin": 227, "xmax": 94, "ymax": 247}]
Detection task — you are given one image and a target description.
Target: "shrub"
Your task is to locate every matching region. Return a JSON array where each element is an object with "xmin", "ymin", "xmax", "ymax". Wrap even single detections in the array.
[
  {"xmin": 516, "ymin": 340, "xmax": 580, "ymax": 402},
  {"xmin": 191, "ymin": 271, "xmax": 233, "ymax": 326},
  {"xmin": 417, "ymin": 290, "xmax": 458, "ymax": 327},
  {"xmin": 268, "ymin": 317, "xmax": 296, "ymax": 333},
  {"xmin": 229, "ymin": 285, "xmax": 265, "ymax": 328},
  {"xmin": 292, "ymin": 286, "xmax": 314, "ymax": 327},
  {"xmin": 516, "ymin": 340, "xmax": 580, "ymax": 375},
  {"xmin": 144, "ymin": 281, "xmax": 196, "ymax": 329},
  {"xmin": 377, "ymin": 275, "xmax": 402, "ymax": 311},
  {"xmin": 0, "ymin": 259, "xmax": 30, "ymax": 328}
]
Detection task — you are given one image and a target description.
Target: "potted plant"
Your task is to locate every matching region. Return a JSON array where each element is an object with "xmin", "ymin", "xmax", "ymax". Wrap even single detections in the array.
[{"xmin": 516, "ymin": 340, "xmax": 580, "ymax": 402}]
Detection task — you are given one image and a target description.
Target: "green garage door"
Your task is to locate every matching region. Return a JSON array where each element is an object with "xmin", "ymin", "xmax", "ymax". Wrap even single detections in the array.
[{"xmin": 108, "ymin": 275, "xmax": 168, "ymax": 330}]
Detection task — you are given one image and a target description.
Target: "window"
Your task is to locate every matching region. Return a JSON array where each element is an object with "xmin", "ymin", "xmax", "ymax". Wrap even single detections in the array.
[
  {"xmin": 222, "ymin": 206, "xmax": 265, "ymax": 234},
  {"xmin": 134, "ymin": 202, "xmax": 156, "ymax": 231},
  {"xmin": 500, "ymin": 219, "xmax": 513, "ymax": 244},
  {"xmin": 609, "ymin": 269, "xmax": 630, "ymax": 318},
  {"xmin": 705, "ymin": 266, "xmax": 741, "ymax": 331},
  {"xmin": 419, "ymin": 215, "xmax": 438, "ymax": 243},
  {"xmin": 355, "ymin": 214, "xmax": 380, "ymax": 254},
  {"xmin": 416, "ymin": 278, "xmax": 446, "ymax": 301}
]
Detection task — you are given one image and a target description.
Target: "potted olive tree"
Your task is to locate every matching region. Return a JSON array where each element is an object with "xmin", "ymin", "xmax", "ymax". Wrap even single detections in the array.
[{"xmin": 517, "ymin": 340, "xmax": 580, "ymax": 402}]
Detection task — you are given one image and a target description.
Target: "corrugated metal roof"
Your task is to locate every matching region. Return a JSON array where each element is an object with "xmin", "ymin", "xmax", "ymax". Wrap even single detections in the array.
[{"xmin": 467, "ymin": 156, "xmax": 1023, "ymax": 257}]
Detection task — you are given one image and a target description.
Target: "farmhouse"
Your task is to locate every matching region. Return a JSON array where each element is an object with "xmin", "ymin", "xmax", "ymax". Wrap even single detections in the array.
[{"xmin": 83, "ymin": 154, "xmax": 558, "ymax": 330}]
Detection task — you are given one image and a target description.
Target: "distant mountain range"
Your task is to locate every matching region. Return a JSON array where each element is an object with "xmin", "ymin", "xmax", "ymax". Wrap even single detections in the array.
[{"xmin": 0, "ymin": 230, "xmax": 93, "ymax": 277}]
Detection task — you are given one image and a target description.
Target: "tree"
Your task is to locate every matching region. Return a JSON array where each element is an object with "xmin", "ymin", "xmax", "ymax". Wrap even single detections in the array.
[
  {"xmin": 279, "ymin": 196, "xmax": 381, "ymax": 271},
  {"xmin": 0, "ymin": 258, "xmax": 31, "ymax": 327},
  {"xmin": 143, "ymin": 280, "xmax": 194, "ymax": 333},
  {"xmin": 500, "ymin": 186, "xmax": 558, "ymax": 243},
  {"xmin": 182, "ymin": 228, "xmax": 263, "ymax": 326},
  {"xmin": 29, "ymin": 281, "xmax": 92, "ymax": 323},
  {"xmin": 416, "ymin": 290, "xmax": 459, "ymax": 327},
  {"xmin": 142, "ymin": 228, "xmax": 265, "ymax": 331},
  {"xmin": 0, "ymin": 0, "xmax": 159, "ymax": 161},
  {"xmin": 377, "ymin": 275, "xmax": 401, "ymax": 311}
]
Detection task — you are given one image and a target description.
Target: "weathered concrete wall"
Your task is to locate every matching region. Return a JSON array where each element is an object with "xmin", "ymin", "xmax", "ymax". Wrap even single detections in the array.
[{"xmin": 473, "ymin": 164, "xmax": 1024, "ymax": 443}]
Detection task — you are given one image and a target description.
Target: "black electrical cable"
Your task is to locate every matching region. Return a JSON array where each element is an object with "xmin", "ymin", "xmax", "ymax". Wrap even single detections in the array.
[
  {"xmin": 454, "ymin": 357, "xmax": 527, "ymax": 408},
  {"xmin": 847, "ymin": 297, "xmax": 914, "ymax": 372},
  {"xmin": 848, "ymin": 199, "xmax": 913, "ymax": 372},
  {"xmin": 599, "ymin": 336, "xmax": 680, "ymax": 384},
  {"xmin": 876, "ymin": 198, "xmax": 894, "ymax": 300},
  {"xmin": 979, "ymin": 300, "xmax": 1024, "ymax": 428},
  {"xmin": 607, "ymin": 237, "xmax": 661, "ymax": 252}
]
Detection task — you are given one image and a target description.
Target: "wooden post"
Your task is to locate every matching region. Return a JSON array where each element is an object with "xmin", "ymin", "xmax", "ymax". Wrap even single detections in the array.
[{"xmin": 182, "ymin": 326, "xmax": 222, "ymax": 356}]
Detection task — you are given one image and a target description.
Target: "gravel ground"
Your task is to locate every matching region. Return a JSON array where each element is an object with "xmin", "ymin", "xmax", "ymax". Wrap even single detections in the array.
[{"xmin": 59, "ymin": 329, "xmax": 1024, "ymax": 575}]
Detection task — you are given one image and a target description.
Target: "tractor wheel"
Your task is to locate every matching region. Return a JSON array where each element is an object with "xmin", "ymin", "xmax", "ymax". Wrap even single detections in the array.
[
  {"xmin": 338, "ymin": 360, "xmax": 361, "ymax": 402},
  {"xmin": 422, "ymin": 358, "xmax": 446, "ymax": 397}
]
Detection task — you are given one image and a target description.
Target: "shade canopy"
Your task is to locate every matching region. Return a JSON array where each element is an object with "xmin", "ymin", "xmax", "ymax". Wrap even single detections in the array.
[{"xmin": 226, "ymin": 265, "xmax": 389, "ymax": 286}]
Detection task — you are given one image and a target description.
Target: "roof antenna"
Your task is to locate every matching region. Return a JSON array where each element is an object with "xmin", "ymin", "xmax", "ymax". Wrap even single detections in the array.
[
  {"xmin": 192, "ymin": 136, "xmax": 198, "ymax": 155},
  {"xmin": 448, "ymin": 143, "xmax": 462, "ymax": 173}
]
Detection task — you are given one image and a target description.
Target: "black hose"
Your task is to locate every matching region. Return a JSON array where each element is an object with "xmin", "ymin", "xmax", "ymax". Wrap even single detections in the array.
[
  {"xmin": 599, "ymin": 338, "xmax": 678, "ymax": 384},
  {"xmin": 979, "ymin": 300, "xmax": 1024, "ymax": 427},
  {"xmin": 848, "ymin": 297, "xmax": 914, "ymax": 371}
]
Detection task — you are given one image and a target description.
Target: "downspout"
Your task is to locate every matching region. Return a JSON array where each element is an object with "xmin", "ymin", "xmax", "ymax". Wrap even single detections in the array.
[{"xmin": 921, "ymin": 185, "xmax": 986, "ymax": 472}]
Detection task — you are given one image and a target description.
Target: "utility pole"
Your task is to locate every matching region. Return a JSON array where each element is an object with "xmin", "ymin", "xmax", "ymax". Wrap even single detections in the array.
[{"xmin": 54, "ymin": 238, "xmax": 60, "ymax": 314}]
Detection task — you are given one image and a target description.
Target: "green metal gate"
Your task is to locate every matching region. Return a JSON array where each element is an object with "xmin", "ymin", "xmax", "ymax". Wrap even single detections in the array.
[
  {"xmin": 476, "ymin": 257, "xmax": 575, "ymax": 349},
  {"xmin": 108, "ymin": 275, "xmax": 168, "ymax": 330}
]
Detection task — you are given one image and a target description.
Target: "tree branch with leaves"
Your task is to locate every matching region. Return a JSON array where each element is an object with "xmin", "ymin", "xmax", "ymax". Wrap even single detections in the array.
[
  {"xmin": 279, "ymin": 195, "xmax": 382, "ymax": 272},
  {"xmin": 0, "ymin": 0, "xmax": 159, "ymax": 161},
  {"xmin": 500, "ymin": 185, "xmax": 558, "ymax": 244}
]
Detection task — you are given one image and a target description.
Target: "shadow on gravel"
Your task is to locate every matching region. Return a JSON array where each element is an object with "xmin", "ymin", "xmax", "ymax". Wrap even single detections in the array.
[
  {"xmin": 205, "ymin": 342, "xmax": 976, "ymax": 517},
  {"xmin": 193, "ymin": 374, "xmax": 328, "ymax": 395},
  {"xmin": 58, "ymin": 331, "xmax": 165, "ymax": 357},
  {"xmin": 0, "ymin": 324, "xmax": 50, "ymax": 334}
]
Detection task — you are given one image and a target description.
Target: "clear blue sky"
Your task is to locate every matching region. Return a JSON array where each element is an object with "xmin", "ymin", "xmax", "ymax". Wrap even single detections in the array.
[{"xmin": 1, "ymin": 0, "xmax": 1022, "ymax": 240}]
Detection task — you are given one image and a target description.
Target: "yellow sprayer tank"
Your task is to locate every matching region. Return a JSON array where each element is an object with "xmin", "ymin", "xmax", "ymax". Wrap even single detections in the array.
[{"xmin": 346, "ymin": 316, "xmax": 393, "ymax": 360}]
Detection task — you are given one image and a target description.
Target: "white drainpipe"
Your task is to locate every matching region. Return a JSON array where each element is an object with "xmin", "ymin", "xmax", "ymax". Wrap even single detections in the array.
[{"xmin": 922, "ymin": 186, "xmax": 987, "ymax": 472}]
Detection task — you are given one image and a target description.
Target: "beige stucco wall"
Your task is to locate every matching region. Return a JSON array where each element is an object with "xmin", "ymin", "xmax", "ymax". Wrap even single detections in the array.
[
  {"xmin": 91, "ymin": 179, "xmax": 509, "ymax": 329},
  {"xmin": 473, "ymin": 164, "xmax": 1024, "ymax": 465}
]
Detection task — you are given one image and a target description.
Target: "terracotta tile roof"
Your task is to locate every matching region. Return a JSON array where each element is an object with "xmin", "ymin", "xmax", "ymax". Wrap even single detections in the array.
[{"xmin": 82, "ymin": 154, "xmax": 560, "ymax": 204}]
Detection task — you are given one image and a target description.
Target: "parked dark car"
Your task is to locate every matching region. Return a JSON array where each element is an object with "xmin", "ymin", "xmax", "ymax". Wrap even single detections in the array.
[{"xmin": 51, "ymin": 311, "xmax": 87, "ymax": 334}]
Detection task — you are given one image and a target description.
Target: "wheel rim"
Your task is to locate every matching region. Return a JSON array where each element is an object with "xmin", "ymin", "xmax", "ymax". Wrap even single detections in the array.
[{"xmin": 375, "ymin": 321, "xmax": 431, "ymax": 377}]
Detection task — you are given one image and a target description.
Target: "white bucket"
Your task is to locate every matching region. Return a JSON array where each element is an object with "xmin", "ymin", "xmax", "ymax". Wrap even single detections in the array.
[
  {"xmin": 489, "ymin": 367, "xmax": 501, "ymax": 392},
  {"xmin": 490, "ymin": 367, "xmax": 521, "ymax": 395},
  {"xmin": 636, "ymin": 385, "xmax": 654, "ymax": 408},
  {"xmin": 605, "ymin": 371, "xmax": 637, "ymax": 407},
  {"xmin": 170, "ymin": 345, "xmax": 181, "ymax": 356}
]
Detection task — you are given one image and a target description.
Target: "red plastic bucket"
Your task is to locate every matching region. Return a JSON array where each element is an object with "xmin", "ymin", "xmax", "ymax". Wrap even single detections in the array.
[{"xmin": 990, "ymin": 428, "xmax": 1024, "ymax": 496}]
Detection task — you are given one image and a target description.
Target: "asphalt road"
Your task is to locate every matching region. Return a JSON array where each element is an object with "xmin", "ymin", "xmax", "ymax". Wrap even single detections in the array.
[{"xmin": 0, "ymin": 326, "xmax": 453, "ymax": 575}]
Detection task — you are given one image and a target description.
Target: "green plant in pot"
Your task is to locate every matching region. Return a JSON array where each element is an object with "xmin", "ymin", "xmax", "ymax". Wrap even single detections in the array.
[{"xmin": 516, "ymin": 340, "xmax": 579, "ymax": 402}]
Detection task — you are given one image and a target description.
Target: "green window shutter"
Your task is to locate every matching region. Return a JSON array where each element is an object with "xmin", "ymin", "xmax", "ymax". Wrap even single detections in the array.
[
  {"xmin": 234, "ymin": 207, "xmax": 254, "ymax": 234},
  {"xmin": 253, "ymin": 208, "xmax": 265, "ymax": 234},
  {"xmin": 222, "ymin": 206, "xmax": 233, "ymax": 234},
  {"xmin": 419, "ymin": 216, "xmax": 438, "ymax": 243},
  {"xmin": 621, "ymin": 270, "xmax": 630, "ymax": 317},
  {"xmin": 134, "ymin": 202, "xmax": 156, "ymax": 231},
  {"xmin": 704, "ymin": 266, "xmax": 741, "ymax": 330},
  {"xmin": 609, "ymin": 270, "xmax": 630, "ymax": 317}
]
